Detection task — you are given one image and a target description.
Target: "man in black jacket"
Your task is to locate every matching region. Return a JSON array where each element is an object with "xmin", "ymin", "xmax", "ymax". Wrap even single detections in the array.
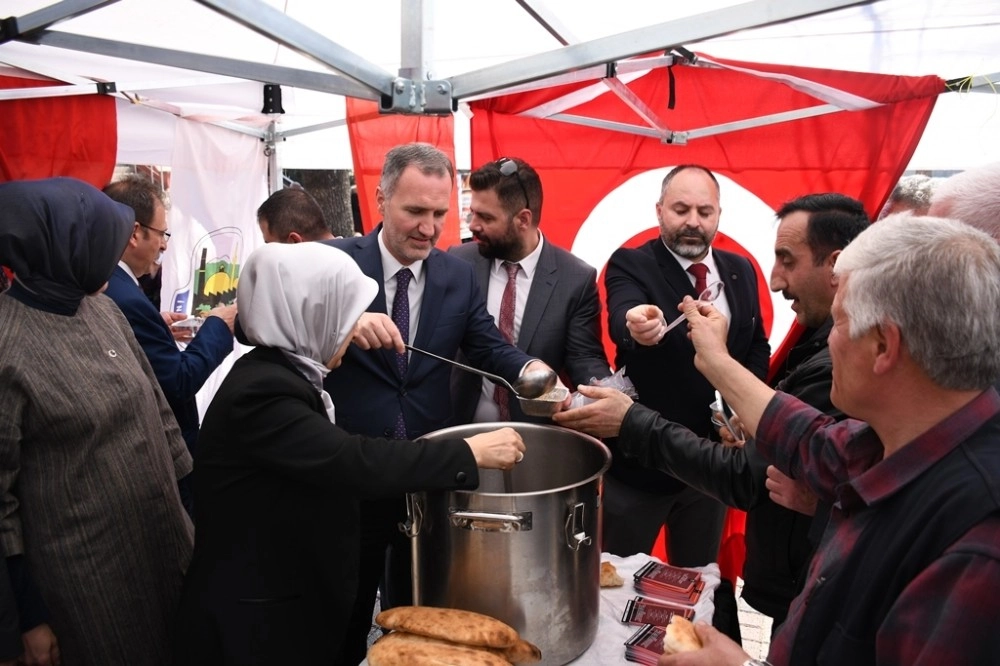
[{"xmin": 555, "ymin": 193, "xmax": 869, "ymax": 629}]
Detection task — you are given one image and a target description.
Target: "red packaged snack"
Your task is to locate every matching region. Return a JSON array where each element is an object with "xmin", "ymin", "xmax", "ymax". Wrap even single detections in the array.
[
  {"xmin": 622, "ymin": 596, "xmax": 696, "ymax": 627},
  {"xmin": 633, "ymin": 560, "xmax": 701, "ymax": 593},
  {"xmin": 624, "ymin": 624, "xmax": 665, "ymax": 665}
]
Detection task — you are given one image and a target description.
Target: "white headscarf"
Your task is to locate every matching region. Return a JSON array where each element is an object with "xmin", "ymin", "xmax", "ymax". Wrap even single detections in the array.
[{"xmin": 238, "ymin": 242, "xmax": 378, "ymax": 422}]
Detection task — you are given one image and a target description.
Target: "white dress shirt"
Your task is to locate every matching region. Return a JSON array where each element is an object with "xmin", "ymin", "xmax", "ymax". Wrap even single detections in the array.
[{"xmin": 473, "ymin": 235, "xmax": 545, "ymax": 422}]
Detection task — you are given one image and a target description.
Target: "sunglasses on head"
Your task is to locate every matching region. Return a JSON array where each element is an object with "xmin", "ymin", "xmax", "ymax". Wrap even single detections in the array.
[{"xmin": 495, "ymin": 157, "xmax": 530, "ymax": 211}]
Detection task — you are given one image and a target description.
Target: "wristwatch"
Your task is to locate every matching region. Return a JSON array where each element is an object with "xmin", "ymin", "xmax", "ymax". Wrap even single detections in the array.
[{"xmin": 742, "ymin": 659, "xmax": 774, "ymax": 666}]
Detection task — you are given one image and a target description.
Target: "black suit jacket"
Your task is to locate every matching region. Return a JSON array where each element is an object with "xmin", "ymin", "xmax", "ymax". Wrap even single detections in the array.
[
  {"xmin": 174, "ymin": 347, "xmax": 479, "ymax": 664},
  {"xmin": 321, "ymin": 230, "xmax": 534, "ymax": 438},
  {"xmin": 605, "ymin": 239, "xmax": 770, "ymax": 493},
  {"xmin": 448, "ymin": 238, "xmax": 611, "ymax": 423}
]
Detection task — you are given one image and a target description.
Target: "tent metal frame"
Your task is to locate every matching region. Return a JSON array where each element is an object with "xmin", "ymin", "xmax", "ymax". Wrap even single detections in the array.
[
  {"xmin": 3, "ymin": 0, "xmax": 878, "ymax": 116},
  {"xmin": 6, "ymin": 0, "xmax": 995, "ymax": 182}
]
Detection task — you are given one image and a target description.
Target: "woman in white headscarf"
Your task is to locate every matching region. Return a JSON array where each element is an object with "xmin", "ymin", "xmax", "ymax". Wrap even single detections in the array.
[{"xmin": 173, "ymin": 242, "xmax": 524, "ymax": 665}]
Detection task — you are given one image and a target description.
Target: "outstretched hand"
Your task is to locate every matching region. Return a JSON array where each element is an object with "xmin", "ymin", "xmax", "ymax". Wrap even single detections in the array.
[
  {"xmin": 551, "ymin": 385, "xmax": 633, "ymax": 438},
  {"xmin": 657, "ymin": 622, "xmax": 749, "ymax": 665},
  {"xmin": 679, "ymin": 296, "xmax": 730, "ymax": 373},
  {"xmin": 626, "ymin": 304, "xmax": 667, "ymax": 346}
]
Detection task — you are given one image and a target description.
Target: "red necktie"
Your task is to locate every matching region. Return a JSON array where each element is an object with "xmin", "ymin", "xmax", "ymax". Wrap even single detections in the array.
[
  {"xmin": 493, "ymin": 262, "xmax": 520, "ymax": 420},
  {"xmin": 687, "ymin": 263, "xmax": 709, "ymax": 296}
]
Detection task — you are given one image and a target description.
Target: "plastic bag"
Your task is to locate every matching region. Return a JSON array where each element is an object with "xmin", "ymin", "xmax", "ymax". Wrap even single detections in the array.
[{"xmin": 568, "ymin": 366, "xmax": 638, "ymax": 409}]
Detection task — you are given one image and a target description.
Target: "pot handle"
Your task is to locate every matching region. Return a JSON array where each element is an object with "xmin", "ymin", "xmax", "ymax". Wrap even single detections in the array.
[
  {"xmin": 565, "ymin": 502, "xmax": 592, "ymax": 551},
  {"xmin": 449, "ymin": 510, "xmax": 532, "ymax": 532},
  {"xmin": 399, "ymin": 492, "xmax": 424, "ymax": 538}
]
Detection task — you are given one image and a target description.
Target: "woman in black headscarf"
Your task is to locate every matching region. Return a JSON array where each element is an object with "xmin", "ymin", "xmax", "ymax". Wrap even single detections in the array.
[{"xmin": 0, "ymin": 178, "xmax": 194, "ymax": 666}]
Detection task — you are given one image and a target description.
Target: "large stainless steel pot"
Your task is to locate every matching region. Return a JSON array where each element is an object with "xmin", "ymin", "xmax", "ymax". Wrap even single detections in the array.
[{"xmin": 404, "ymin": 423, "xmax": 611, "ymax": 666}]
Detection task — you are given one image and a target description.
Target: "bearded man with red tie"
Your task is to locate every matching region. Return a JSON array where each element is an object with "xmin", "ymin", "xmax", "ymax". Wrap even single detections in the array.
[
  {"xmin": 450, "ymin": 157, "xmax": 611, "ymax": 424},
  {"xmin": 603, "ymin": 165, "xmax": 770, "ymax": 569}
]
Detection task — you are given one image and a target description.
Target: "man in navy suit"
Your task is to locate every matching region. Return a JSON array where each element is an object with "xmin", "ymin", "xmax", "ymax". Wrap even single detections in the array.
[
  {"xmin": 102, "ymin": 176, "xmax": 236, "ymax": 514},
  {"xmin": 323, "ymin": 143, "xmax": 554, "ymax": 665},
  {"xmin": 450, "ymin": 157, "xmax": 610, "ymax": 423},
  {"xmin": 602, "ymin": 165, "xmax": 771, "ymax": 567}
]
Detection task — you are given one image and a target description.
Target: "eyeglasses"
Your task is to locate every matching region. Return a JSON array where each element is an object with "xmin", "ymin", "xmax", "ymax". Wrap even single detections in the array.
[
  {"xmin": 496, "ymin": 157, "xmax": 530, "ymax": 211},
  {"xmin": 138, "ymin": 222, "xmax": 171, "ymax": 240}
]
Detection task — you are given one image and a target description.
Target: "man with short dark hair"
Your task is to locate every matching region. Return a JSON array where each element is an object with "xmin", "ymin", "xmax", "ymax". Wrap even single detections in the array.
[
  {"xmin": 257, "ymin": 187, "xmax": 334, "ymax": 243},
  {"xmin": 450, "ymin": 157, "xmax": 610, "ymax": 423},
  {"xmin": 557, "ymin": 193, "xmax": 870, "ymax": 629}
]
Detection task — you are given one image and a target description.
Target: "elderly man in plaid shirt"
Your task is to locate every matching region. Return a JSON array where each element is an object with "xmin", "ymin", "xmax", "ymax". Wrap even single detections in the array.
[{"xmin": 656, "ymin": 213, "xmax": 1000, "ymax": 666}]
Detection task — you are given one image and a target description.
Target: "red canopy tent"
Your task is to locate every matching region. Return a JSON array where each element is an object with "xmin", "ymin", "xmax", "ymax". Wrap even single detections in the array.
[{"xmin": 466, "ymin": 52, "xmax": 942, "ymax": 580}]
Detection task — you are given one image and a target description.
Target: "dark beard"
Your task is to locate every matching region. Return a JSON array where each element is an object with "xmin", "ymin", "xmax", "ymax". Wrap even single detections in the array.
[{"xmin": 475, "ymin": 234, "xmax": 521, "ymax": 261}]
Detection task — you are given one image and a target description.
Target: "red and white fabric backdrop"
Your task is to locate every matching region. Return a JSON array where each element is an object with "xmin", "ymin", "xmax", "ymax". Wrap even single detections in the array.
[{"xmin": 465, "ymin": 55, "xmax": 942, "ymax": 579}]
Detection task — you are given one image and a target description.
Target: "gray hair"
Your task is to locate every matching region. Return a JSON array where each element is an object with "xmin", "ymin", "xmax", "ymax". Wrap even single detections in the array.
[
  {"xmin": 834, "ymin": 214, "xmax": 1000, "ymax": 390},
  {"xmin": 878, "ymin": 174, "xmax": 936, "ymax": 218},
  {"xmin": 379, "ymin": 143, "xmax": 455, "ymax": 200},
  {"xmin": 929, "ymin": 162, "xmax": 1000, "ymax": 240}
]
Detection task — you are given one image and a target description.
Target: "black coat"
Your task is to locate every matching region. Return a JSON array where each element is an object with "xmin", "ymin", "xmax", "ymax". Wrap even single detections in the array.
[
  {"xmin": 173, "ymin": 347, "xmax": 480, "ymax": 665},
  {"xmin": 605, "ymin": 240, "xmax": 770, "ymax": 494}
]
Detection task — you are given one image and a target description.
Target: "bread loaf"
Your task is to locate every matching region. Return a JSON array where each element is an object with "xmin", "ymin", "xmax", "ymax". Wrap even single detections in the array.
[
  {"xmin": 663, "ymin": 615, "xmax": 703, "ymax": 654},
  {"xmin": 600, "ymin": 560, "xmax": 624, "ymax": 588},
  {"xmin": 368, "ymin": 631, "xmax": 512, "ymax": 666},
  {"xmin": 488, "ymin": 637, "xmax": 542, "ymax": 664},
  {"xmin": 376, "ymin": 606, "xmax": 518, "ymax": 649}
]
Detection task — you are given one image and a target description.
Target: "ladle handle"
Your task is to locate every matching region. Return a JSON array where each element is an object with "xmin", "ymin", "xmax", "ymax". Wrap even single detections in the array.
[{"xmin": 403, "ymin": 344, "xmax": 518, "ymax": 394}]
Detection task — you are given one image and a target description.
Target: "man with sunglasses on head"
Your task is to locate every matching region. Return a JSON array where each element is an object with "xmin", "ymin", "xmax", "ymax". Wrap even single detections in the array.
[
  {"xmin": 103, "ymin": 175, "xmax": 237, "ymax": 516},
  {"xmin": 450, "ymin": 157, "xmax": 611, "ymax": 423},
  {"xmin": 601, "ymin": 165, "xmax": 770, "ymax": 580}
]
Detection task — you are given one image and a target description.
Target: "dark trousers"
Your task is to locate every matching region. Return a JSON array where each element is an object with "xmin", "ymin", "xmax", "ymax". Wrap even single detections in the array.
[
  {"xmin": 337, "ymin": 496, "xmax": 410, "ymax": 666},
  {"xmin": 601, "ymin": 474, "xmax": 727, "ymax": 567}
]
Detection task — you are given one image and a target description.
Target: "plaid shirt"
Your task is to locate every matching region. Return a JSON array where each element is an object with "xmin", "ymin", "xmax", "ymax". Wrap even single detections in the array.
[{"xmin": 757, "ymin": 389, "xmax": 1000, "ymax": 665}]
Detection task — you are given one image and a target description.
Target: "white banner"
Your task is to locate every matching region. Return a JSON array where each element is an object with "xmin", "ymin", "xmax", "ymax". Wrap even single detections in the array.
[{"xmin": 161, "ymin": 119, "xmax": 268, "ymax": 419}]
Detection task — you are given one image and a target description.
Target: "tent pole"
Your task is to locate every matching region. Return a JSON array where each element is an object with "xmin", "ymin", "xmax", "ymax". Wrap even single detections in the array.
[{"xmin": 265, "ymin": 119, "xmax": 280, "ymax": 195}]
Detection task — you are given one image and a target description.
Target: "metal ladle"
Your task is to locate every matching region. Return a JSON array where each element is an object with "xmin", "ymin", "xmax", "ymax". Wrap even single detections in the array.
[{"xmin": 403, "ymin": 344, "xmax": 556, "ymax": 399}]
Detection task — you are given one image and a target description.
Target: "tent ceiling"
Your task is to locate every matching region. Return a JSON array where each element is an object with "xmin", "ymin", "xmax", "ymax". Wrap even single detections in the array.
[{"xmin": 2, "ymin": 0, "xmax": 998, "ymax": 168}]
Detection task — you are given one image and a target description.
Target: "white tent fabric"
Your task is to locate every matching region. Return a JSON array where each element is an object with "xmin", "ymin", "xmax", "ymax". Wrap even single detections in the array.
[{"xmin": 2, "ymin": 0, "xmax": 998, "ymax": 170}]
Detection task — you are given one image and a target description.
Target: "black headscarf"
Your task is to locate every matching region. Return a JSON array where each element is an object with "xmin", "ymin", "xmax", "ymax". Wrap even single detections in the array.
[{"xmin": 0, "ymin": 177, "xmax": 134, "ymax": 315}]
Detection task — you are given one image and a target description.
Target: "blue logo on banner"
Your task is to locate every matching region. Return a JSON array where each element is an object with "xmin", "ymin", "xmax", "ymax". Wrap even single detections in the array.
[{"xmin": 172, "ymin": 290, "xmax": 190, "ymax": 314}]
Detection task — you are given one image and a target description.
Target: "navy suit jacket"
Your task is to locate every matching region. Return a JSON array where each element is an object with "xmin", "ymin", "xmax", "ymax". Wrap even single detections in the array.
[
  {"xmin": 605, "ymin": 240, "xmax": 770, "ymax": 494},
  {"xmin": 321, "ymin": 231, "xmax": 535, "ymax": 439},
  {"xmin": 104, "ymin": 266, "xmax": 234, "ymax": 452},
  {"xmin": 448, "ymin": 237, "xmax": 611, "ymax": 423}
]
